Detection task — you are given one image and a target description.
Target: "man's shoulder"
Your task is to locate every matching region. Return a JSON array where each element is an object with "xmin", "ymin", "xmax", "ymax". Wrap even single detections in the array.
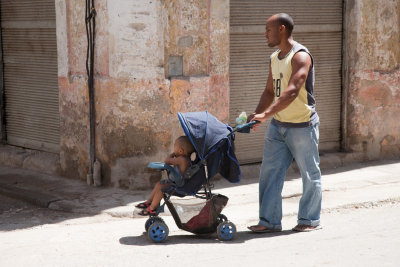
[
  {"xmin": 292, "ymin": 41, "xmax": 313, "ymax": 66},
  {"xmin": 291, "ymin": 51, "xmax": 312, "ymax": 70},
  {"xmin": 293, "ymin": 41, "xmax": 311, "ymax": 55}
]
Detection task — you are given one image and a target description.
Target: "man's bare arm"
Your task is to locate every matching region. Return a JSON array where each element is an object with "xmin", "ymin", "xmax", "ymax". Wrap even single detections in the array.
[
  {"xmin": 255, "ymin": 64, "xmax": 275, "ymax": 113},
  {"xmin": 247, "ymin": 64, "xmax": 274, "ymax": 122},
  {"xmin": 251, "ymin": 51, "xmax": 312, "ymax": 126}
]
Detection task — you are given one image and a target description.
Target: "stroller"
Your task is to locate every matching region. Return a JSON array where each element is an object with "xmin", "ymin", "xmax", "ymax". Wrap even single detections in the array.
[{"xmin": 145, "ymin": 111, "xmax": 257, "ymax": 242}]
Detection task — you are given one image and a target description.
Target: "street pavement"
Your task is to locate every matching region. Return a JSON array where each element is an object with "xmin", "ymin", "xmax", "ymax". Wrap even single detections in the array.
[
  {"xmin": 2, "ymin": 200, "xmax": 399, "ymax": 267},
  {"xmin": 1, "ymin": 158, "xmax": 400, "ymax": 267},
  {"xmin": 0, "ymin": 158, "xmax": 400, "ymax": 224}
]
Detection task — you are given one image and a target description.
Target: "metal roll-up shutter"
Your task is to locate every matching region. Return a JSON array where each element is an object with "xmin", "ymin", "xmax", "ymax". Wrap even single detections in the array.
[
  {"xmin": 1, "ymin": 0, "xmax": 60, "ymax": 153},
  {"xmin": 230, "ymin": 0, "xmax": 342, "ymax": 163}
]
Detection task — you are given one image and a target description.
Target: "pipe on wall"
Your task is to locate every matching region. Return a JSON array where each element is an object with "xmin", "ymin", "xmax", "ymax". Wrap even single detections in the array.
[
  {"xmin": 0, "ymin": 8, "xmax": 6, "ymax": 144},
  {"xmin": 85, "ymin": 0, "xmax": 101, "ymax": 186}
]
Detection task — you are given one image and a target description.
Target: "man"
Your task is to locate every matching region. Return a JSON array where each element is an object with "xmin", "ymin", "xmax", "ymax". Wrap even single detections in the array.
[{"xmin": 247, "ymin": 13, "xmax": 322, "ymax": 232}]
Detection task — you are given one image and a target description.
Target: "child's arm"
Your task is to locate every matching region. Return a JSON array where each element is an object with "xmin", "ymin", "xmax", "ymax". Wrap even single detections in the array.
[
  {"xmin": 165, "ymin": 155, "xmax": 189, "ymax": 175},
  {"xmin": 165, "ymin": 153, "xmax": 178, "ymax": 165}
]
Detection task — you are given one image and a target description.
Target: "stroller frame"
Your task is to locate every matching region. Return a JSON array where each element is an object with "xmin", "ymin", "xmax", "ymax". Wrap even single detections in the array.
[
  {"xmin": 144, "ymin": 112, "xmax": 257, "ymax": 243},
  {"xmin": 145, "ymin": 152, "xmax": 236, "ymax": 242}
]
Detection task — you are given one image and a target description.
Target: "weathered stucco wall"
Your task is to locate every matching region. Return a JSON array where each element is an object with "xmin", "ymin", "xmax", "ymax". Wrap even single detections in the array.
[
  {"xmin": 55, "ymin": 0, "xmax": 229, "ymax": 189},
  {"xmin": 344, "ymin": 0, "xmax": 400, "ymax": 159}
]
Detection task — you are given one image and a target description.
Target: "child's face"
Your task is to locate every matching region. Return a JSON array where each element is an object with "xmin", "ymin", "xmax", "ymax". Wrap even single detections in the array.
[{"xmin": 173, "ymin": 141, "xmax": 184, "ymax": 156}]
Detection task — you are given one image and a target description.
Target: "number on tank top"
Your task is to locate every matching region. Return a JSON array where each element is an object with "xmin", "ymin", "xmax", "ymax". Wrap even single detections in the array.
[{"xmin": 273, "ymin": 78, "xmax": 281, "ymax": 97}]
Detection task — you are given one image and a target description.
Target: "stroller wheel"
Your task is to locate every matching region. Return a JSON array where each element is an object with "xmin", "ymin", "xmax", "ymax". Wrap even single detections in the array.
[
  {"xmin": 218, "ymin": 214, "xmax": 228, "ymax": 222},
  {"xmin": 145, "ymin": 216, "xmax": 164, "ymax": 232},
  {"xmin": 217, "ymin": 221, "xmax": 236, "ymax": 241},
  {"xmin": 147, "ymin": 222, "xmax": 169, "ymax": 243}
]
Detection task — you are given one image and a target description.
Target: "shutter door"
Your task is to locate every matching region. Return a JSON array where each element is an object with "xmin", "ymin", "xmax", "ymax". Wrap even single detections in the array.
[
  {"xmin": 1, "ymin": 0, "xmax": 60, "ymax": 153},
  {"xmin": 230, "ymin": 0, "xmax": 342, "ymax": 163}
]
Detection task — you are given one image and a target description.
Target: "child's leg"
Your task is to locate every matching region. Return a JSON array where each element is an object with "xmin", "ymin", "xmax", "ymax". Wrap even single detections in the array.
[
  {"xmin": 146, "ymin": 183, "xmax": 160, "ymax": 203},
  {"xmin": 149, "ymin": 182, "xmax": 167, "ymax": 210},
  {"xmin": 136, "ymin": 182, "xmax": 161, "ymax": 209}
]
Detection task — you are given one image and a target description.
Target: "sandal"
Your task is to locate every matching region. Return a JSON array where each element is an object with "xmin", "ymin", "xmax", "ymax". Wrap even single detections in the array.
[
  {"xmin": 135, "ymin": 201, "xmax": 151, "ymax": 209},
  {"xmin": 292, "ymin": 224, "xmax": 322, "ymax": 232},
  {"xmin": 248, "ymin": 225, "xmax": 282, "ymax": 233},
  {"xmin": 138, "ymin": 206, "xmax": 157, "ymax": 216}
]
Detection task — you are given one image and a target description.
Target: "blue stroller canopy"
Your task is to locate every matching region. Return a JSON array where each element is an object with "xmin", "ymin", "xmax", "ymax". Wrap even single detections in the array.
[
  {"xmin": 178, "ymin": 111, "xmax": 241, "ymax": 183},
  {"xmin": 178, "ymin": 111, "xmax": 231, "ymax": 159}
]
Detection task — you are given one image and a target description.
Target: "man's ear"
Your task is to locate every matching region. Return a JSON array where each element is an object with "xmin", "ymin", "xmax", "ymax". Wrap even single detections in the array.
[{"xmin": 279, "ymin": 25, "xmax": 285, "ymax": 33}]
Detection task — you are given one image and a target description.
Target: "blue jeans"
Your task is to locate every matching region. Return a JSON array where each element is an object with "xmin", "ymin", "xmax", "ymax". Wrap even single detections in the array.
[{"xmin": 258, "ymin": 122, "xmax": 322, "ymax": 230}]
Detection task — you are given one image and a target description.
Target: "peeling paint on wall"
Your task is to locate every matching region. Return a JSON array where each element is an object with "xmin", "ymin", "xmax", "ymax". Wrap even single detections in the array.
[
  {"xmin": 163, "ymin": 0, "xmax": 210, "ymax": 77},
  {"xmin": 59, "ymin": 76, "xmax": 90, "ymax": 180},
  {"xmin": 358, "ymin": 0, "xmax": 399, "ymax": 71},
  {"xmin": 56, "ymin": 0, "xmax": 230, "ymax": 188},
  {"xmin": 108, "ymin": 0, "xmax": 165, "ymax": 80},
  {"xmin": 345, "ymin": 0, "xmax": 400, "ymax": 160}
]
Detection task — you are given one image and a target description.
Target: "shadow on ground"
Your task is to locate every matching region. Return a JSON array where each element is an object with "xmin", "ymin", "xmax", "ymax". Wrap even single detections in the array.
[
  {"xmin": 119, "ymin": 229, "xmax": 299, "ymax": 246},
  {"xmin": 0, "ymin": 193, "xmax": 89, "ymax": 231}
]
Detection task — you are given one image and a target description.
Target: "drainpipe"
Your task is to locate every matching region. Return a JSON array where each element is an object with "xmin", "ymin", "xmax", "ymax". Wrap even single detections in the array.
[
  {"xmin": 85, "ymin": 0, "xmax": 101, "ymax": 186},
  {"xmin": 0, "ymin": 11, "xmax": 6, "ymax": 144}
]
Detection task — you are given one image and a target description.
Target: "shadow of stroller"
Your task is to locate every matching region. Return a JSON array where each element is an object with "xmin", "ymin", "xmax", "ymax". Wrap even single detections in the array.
[{"xmin": 119, "ymin": 229, "xmax": 298, "ymax": 246}]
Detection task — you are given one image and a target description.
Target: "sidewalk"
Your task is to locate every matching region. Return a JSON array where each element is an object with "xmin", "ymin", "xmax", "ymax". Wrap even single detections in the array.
[{"xmin": 1, "ymin": 158, "xmax": 400, "ymax": 220}]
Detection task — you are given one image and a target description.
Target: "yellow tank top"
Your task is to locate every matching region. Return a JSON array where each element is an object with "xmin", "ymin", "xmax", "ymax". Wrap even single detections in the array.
[{"xmin": 270, "ymin": 42, "xmax": 318, "ymax": 127}]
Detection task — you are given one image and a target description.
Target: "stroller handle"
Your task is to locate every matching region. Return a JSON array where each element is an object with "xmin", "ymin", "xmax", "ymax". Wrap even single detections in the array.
[
  {"xmin": 147, "ymin": 162, "xmax": 179, "ymax": 175},
  {"xmin": 234, "ymin": 120, "xmax": 260, "ymax": 133}
]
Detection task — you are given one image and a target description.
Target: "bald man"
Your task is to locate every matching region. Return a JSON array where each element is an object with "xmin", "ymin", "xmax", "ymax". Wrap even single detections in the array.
[{"xmin": 248, "ymin": 13, "xmax": 322, "ymax": 233}]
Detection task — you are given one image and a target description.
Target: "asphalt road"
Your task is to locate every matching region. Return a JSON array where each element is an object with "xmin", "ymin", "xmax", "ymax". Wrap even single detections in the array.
[{"xmin": 1, "ymin": 195, "xmax": 399, "ymax": 267}]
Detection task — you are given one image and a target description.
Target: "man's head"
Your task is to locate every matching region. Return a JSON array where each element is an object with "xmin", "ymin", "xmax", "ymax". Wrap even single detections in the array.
[
  {"xmin": 174, "ymin": 136, "xmax": 195, "ymax": 156},
  {"xmin": 265, "ymin": 13, "xmax": 294, "ymax": 47}
]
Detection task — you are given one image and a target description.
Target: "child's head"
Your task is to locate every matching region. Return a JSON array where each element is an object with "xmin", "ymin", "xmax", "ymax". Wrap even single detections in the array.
[{"xmin": 174, "ymin": 136, "xmax": 195, "ymax": 156}]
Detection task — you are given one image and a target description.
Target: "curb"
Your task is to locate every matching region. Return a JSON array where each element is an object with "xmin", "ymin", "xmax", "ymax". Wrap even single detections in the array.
[
  {"xmin": 2, "ymin": 180, "xmax": 399, "ymax": 220},
  {"xmin": 0, "ymin": 182, "xmax": 61, "ymax": 208},
  {"xmin": 1, "ymin": 158, "xmax": 398, "ymax": 219}
]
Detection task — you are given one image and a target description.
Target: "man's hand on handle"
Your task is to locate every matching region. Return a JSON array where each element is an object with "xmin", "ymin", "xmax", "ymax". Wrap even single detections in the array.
[{"xmin": 247, "ymin": 112, "xmax": 270, "ymax": 131}]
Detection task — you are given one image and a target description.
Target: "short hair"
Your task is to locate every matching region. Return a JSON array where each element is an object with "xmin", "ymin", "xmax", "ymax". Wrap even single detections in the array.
[
  {"xmin": 176, "ymin": 136, "xmax": 195, "ymax": 154},
  {"xmin": 276, "ymin": 13, "xmax": 294, "ymax": 36}
]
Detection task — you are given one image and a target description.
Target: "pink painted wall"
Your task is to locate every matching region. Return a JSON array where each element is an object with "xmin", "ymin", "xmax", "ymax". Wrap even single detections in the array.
[
  {"xmin": 56, "ymin": 0, "xmax": 230, "ymax": 188},
  {"xmin": 344, "ymin": 0, "xmax": 400, "ymax": 159}
]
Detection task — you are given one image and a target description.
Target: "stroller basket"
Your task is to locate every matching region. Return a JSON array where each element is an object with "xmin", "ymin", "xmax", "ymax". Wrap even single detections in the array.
[{"xmin": 165, "ymin": 194, "xmax": 228, "ymax": 234}]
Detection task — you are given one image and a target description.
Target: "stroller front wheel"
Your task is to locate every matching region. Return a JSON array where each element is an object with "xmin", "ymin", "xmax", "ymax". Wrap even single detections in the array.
[
  {"xmin": 147, "ymin": 222, "xmax": 169, "ymax": 243},
  {"xmin": 145, "ymin": 216, "xmax": 164, "ymax": 231},
  {"xmin": 217, "ymin": 221, "xmax": 236, "ymax": 241}
]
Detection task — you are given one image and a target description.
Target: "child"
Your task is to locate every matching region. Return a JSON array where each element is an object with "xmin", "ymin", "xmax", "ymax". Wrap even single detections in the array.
[{"xmin": 136, "ymin": 136, "xmax": 195, "ymax": 216}]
